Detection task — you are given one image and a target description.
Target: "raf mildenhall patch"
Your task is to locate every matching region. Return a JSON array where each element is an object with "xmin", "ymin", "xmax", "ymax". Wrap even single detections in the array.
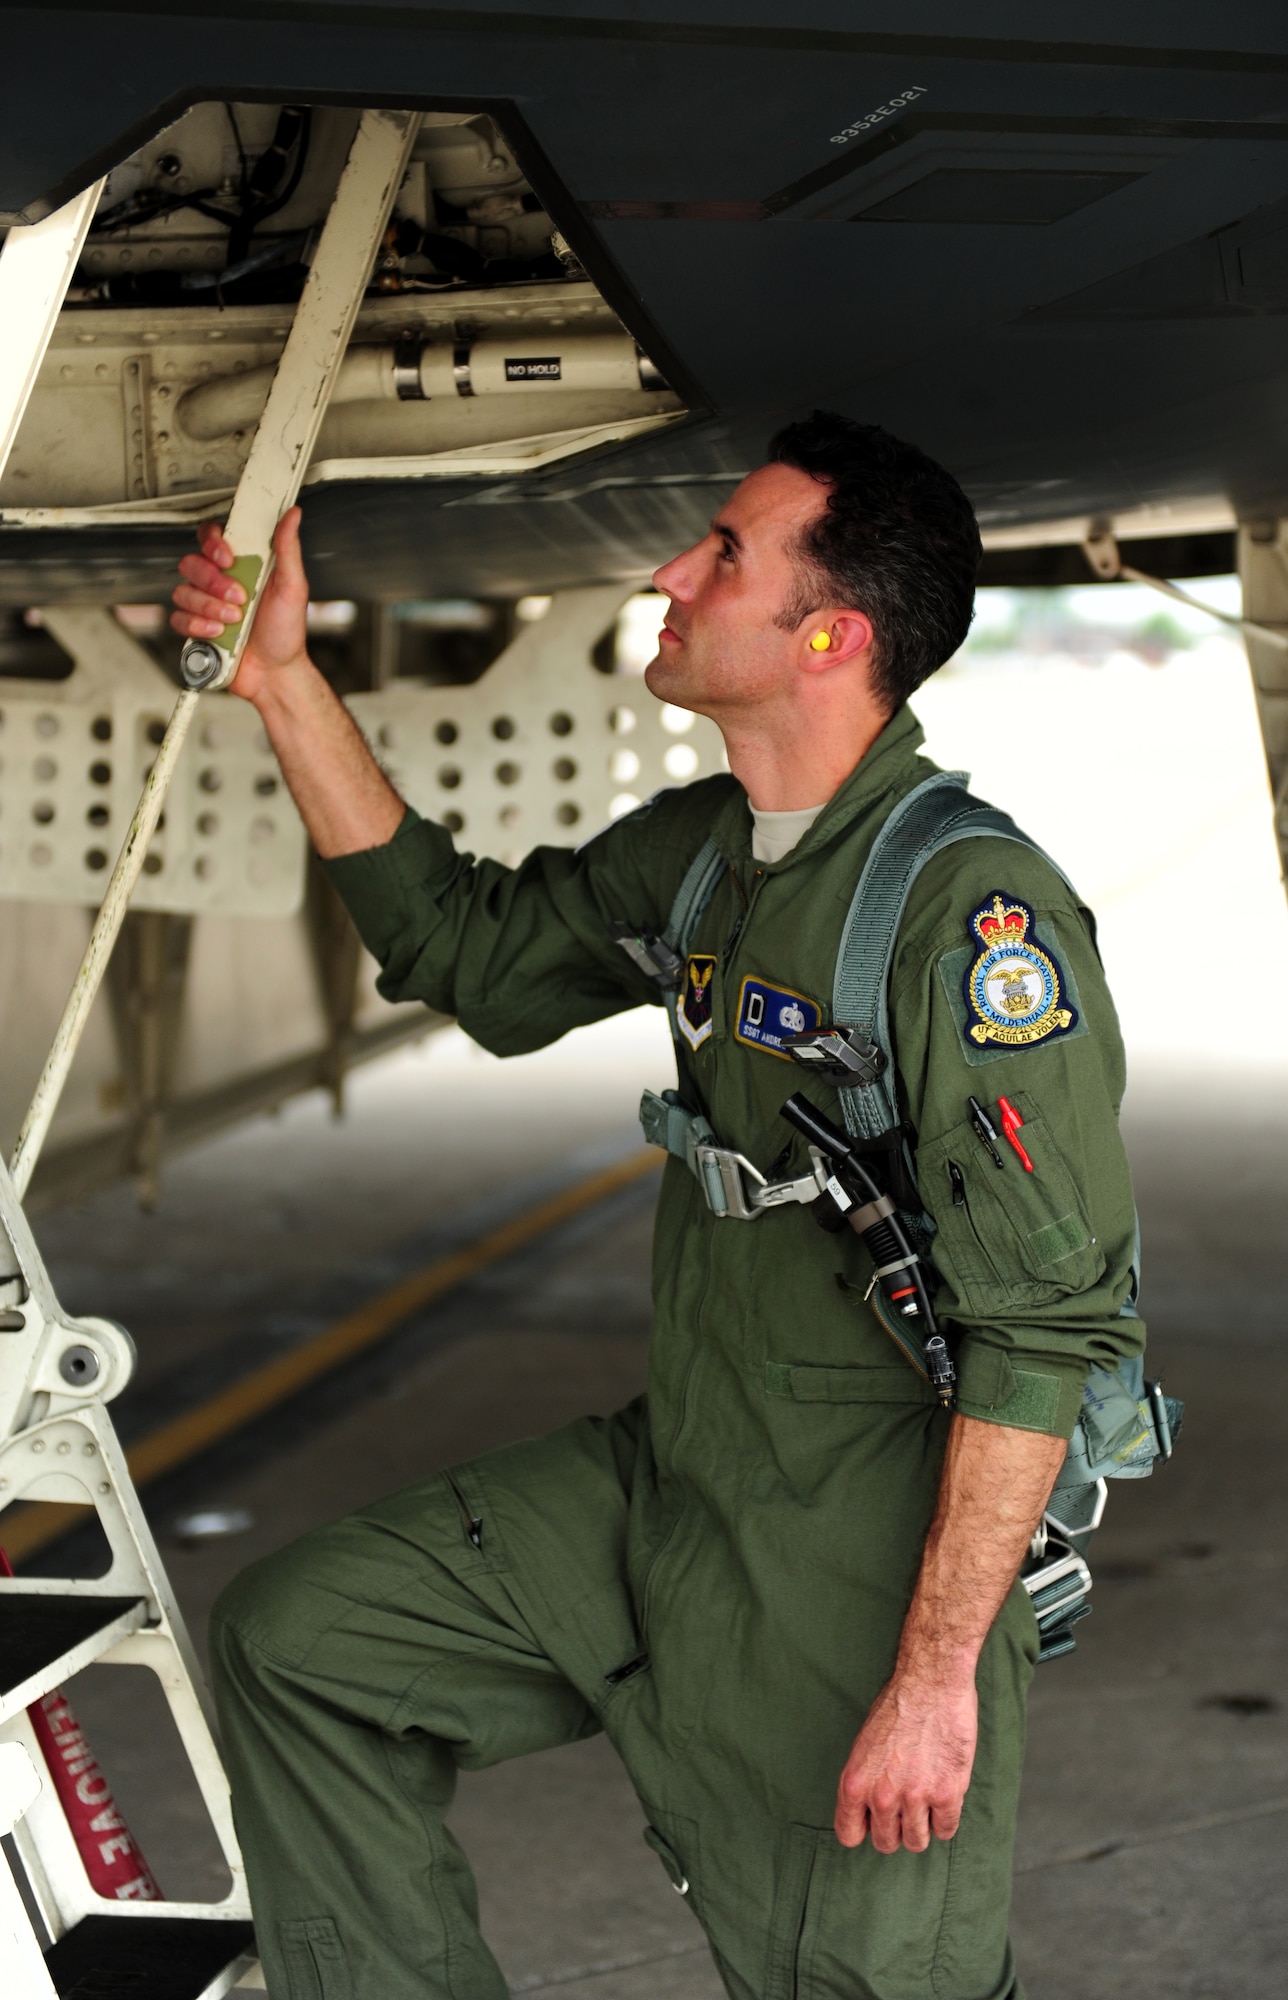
[
  {"xmin": 961, "ymin": 893, "xmax": 1078, "ymax": 1049},
  {"xmin": 678, "ymin": 954, "xmax": 718, "ymax": 1051}
]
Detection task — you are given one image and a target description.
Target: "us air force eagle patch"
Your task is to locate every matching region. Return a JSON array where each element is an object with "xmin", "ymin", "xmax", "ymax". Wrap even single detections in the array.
[
  {"xmin": 677, "ymin": 954, "xmax": 717, "ymax": 1051},
  {"xmin": 962, "ymin": 893, "xmax": 1078, "ymax": 1049}
]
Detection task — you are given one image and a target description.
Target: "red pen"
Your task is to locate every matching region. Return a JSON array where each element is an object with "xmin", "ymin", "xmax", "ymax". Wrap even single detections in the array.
[{"xmin": 996, "ymin": 1096, "xmax": 1034, "ymax": 1172}]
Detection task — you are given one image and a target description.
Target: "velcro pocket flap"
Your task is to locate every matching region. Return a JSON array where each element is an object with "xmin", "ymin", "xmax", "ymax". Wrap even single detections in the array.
[{"xmin": 766, "ymin": 1360, "xmax": 934, "ymax": 1405}]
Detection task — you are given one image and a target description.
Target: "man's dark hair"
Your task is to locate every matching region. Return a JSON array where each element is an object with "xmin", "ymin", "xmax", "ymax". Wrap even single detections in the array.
[{"xmin": 767, "ymin": 410, "xmax": 981, "ymax": 712}]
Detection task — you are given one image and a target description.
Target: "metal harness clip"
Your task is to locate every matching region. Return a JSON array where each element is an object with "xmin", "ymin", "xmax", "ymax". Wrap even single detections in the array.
[
  {"xmin": 611, "ymin": 926, "xmax": 686, "ymax": 991},
  {"xmin": 781, "ymin": 1024, "xmax": 886, "ymax": 1088},
  {"xmin": 693, "ymin": 1144, "xmax": 827, "ymax": 1221}
]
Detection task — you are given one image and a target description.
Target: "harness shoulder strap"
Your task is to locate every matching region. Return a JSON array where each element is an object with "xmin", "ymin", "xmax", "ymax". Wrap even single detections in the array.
[
  {"xmin": 659, "ymin": 835, "xmax": 726, "ymax": 1047},
  {"xmin": 664, "ymin": 835, "xmax": 725, "ymax": 956},
  {"xmin": 833, "ymin": 772, "xmax": 1075, "ymax": 1146}
]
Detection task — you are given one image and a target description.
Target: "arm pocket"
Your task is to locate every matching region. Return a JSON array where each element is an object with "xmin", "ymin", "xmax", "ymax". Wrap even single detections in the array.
[{"xmin": 917, "ymin": 1090, "xmax": 1106, "ymax": 1312}]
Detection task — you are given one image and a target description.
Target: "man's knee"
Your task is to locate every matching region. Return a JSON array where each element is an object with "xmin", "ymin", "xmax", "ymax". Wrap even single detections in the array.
[{"xmin": 209, "ymin": 1536, "xmax": 325, "ymax": 1686}]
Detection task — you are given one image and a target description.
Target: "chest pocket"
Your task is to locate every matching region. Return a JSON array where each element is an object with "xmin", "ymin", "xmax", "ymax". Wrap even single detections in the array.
[{"xmin": 917, "ymin": 1089, "xmax": 1106, "ymax": 1312}]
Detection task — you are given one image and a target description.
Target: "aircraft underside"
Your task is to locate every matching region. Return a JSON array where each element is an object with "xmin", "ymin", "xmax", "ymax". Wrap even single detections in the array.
[
  {"xmin": 0, "ymin": 7, "xmax": 1280, "ymax": 1176},
  {"xmin": 0, "ymin": 8, "xmax": 1286, "ymax": 1193},
  {"xmin": 0, "ymin": 7, "xmax": 1283, "ymax": 1196}
]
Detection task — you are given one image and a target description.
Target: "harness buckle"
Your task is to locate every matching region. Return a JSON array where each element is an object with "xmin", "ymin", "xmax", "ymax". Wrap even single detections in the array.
[
  {"xmin": 1023, "ymin": 1546, "xmax": 1093, "ymax": 1635},
  {"xmin": 693, "ymin": 1143, "xmax": 827, "ymax": 1221},
  {"xmin": 611, "ymin": 924, "xmax": 685, "ymax": 991},
  {"xmin": 781, "ymin": 1023, "xmax": 886, "ymax": 1088}
]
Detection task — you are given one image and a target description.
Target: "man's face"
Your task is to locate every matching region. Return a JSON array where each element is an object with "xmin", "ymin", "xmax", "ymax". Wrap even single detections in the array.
[{"xmin": 645, "ymin": 462, "xmax": 829, "ymax": 717}]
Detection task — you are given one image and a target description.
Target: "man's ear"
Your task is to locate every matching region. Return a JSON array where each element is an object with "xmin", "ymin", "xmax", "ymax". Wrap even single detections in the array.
[{"xmin": 800, "ymin": 608, "xmax": 874, "ymax": 669}]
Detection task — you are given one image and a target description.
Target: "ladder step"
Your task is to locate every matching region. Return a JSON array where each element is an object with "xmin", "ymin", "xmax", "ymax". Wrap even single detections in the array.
[
  {"xmin": 0, "ymin": 1594, "xmax": 147, "ymax": 1719},
  {"xmin": 45, "ymin": 1913, "xmax": 256, "ymax": 1999}
]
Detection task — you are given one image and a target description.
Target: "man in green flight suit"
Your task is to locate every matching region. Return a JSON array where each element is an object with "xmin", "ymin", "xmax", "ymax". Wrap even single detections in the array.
[{"xmin": 171, "ymin": 411, "xmax": 1143, "ymax": 2000}]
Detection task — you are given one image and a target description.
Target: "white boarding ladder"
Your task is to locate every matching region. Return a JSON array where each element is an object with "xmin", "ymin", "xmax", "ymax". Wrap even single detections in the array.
[{"xmin": 0, "ymin": 106, "xmax": 421, "ymax": 1997}]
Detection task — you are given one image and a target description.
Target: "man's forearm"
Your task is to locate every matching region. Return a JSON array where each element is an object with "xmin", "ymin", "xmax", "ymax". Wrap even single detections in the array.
[
  {"xmin": 253, "ymin": 659, "xmax": 405, "ymax": 860},
  {"xmin": 898, "ymin": 1412, "xmax": 1066, "ymax": 1679},
  {"xmin": 834, "ymin": 1411, "xmax": 1065, "ymax": 1852}
]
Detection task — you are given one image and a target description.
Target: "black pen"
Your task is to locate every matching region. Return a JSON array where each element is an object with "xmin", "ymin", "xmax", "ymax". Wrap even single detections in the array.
[{"xmin": 967, "ymin": 1095, "xmax": 1005, "ymax": 1169}]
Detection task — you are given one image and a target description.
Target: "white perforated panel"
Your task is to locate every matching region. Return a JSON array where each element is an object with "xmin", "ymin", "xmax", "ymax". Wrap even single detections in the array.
[
  {"xmin": 1, "ymin": 609, "xmax": 306, "ymax": 916},
  {"xmin": 346, "ymin": 587, "xmax": 726, "ymax": 865},
  {"xmin": 1, "ymin": 594, "xmax": 723, "ymax": 919}
]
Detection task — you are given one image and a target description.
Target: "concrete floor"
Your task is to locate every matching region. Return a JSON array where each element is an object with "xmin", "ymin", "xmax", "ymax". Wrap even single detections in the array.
[{"xmin": 13, "ymin": 1018, "xmax": 1288, "ymax": 1998}]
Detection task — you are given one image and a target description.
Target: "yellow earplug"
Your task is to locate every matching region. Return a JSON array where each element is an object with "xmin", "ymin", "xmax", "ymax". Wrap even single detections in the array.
[{"xmin": 809, "ymin": 631, "xmax": 832, "ymax": 652}]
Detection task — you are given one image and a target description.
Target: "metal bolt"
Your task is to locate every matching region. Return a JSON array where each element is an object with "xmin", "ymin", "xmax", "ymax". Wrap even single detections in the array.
[
  {"xmin": 181, "ymin": 640, "xmax": 224, "ymax": 690},
  {"xmin": 30, "ymin": 1439, "xmax": 44, "ymax": 1453},
  {"xmin": 59, "ymin": 1344, "xmax": 100, "ymax": 1387},
  {"xmin": 57, "ymin": 1441, "xmax": 70, "ymax": 1455},
  {"xmin": 83, "ymin": 1442, "xmax": 97, "ymax": 1456}
]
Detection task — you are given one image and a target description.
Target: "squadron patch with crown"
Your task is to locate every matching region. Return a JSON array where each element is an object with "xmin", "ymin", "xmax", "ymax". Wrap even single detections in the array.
[{"xmin": 961, "ymin": 892, "xmax": 1078, "ymax": 1049}]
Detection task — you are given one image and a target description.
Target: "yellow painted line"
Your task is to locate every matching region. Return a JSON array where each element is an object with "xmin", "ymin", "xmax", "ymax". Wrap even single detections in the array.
[{"xmin": 3, "ymin": 1149, "xmax": 663, "ymax": 1564}]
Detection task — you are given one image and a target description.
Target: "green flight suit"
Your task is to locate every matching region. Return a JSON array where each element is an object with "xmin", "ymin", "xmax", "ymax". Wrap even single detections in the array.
[{"xmin": 210, "ymin": 704, "xmax": 1143, "ymax": 2000}]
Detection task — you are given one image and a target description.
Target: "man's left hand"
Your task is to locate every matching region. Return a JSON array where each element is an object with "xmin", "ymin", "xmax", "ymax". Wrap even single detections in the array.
[
  {"xmin": 832, "ymin": 1411, "xmax": 1065, "ymax": 1856},
  {"xmin": 834, "ymin": 1667, "xmax": 977, "ymax": 1853}
]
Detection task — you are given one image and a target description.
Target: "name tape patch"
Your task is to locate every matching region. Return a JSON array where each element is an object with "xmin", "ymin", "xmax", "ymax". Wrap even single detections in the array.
[{"xmin": 735, "ymin": 975, "xmax": 820, "ymax": 1059}]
